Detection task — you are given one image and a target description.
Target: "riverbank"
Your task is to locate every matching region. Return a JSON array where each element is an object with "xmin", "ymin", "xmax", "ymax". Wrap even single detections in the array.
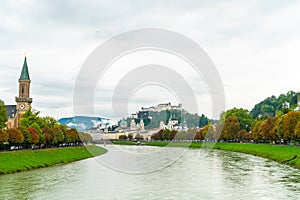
[
  {"xmin": 112, "ymin": 141, "xmax": 300, "ymax": 169},
  {"xmin": 0, "ymin": 145, "xmax": 107, "ymax": 175}
]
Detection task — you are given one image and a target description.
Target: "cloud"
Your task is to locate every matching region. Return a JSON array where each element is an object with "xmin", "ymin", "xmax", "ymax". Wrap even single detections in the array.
[{"xmin": 1, "ymin": 0, "xmax": 299, "ymax": 119}]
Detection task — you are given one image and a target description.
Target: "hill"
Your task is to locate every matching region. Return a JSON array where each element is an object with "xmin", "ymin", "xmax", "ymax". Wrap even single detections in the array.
[
  {"xmin": 121, "ymin": 110, "xmax": 211, "ymax": 129},
  {"xmin": 251, "ymin": 91, "xmax": 299, "ymax": 119}
]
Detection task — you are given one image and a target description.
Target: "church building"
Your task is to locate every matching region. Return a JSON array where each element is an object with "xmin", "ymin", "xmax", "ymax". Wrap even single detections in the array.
[{"xmin": 6, "ymin": 56, "xmax": 33, "ymax": 128}]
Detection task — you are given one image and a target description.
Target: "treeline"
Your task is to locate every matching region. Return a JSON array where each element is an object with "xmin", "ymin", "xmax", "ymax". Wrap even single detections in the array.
[
  {"xmin": 220, "ymin": 107, "xmax": 300, "ymax": 144},
  {"xmin": 119, "ymin": 133, "xmax": 144, "ymax": 141},
  {"xmin": 151, "ymin": 124, "xmax": 217, "ymax": 141},
  {"xmin": 151, "ymin": 108, "xmax": 300, "ymax": 144},
  {"xmin": 0, "ymin": 109, "xmax": 92, "ymax": 150},
  {"xmin": 250, "ymin": 111, "xmax": 300, "ymax": 144}
]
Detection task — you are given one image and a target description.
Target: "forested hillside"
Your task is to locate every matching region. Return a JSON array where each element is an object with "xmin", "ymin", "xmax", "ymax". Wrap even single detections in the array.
[{"xmin": 251, "ymin": 91, "xmax": 299, "ymax": 119}]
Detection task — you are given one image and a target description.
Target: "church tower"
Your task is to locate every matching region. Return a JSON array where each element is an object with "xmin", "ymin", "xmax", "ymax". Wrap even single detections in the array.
[{"xmin": 15, "ymin": 56, "xmax": 32, "ymax": 115}]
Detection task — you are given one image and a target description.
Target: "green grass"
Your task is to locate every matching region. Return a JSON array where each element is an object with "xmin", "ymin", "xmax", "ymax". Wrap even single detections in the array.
[
  {"xmin": 212, "ymin": 143, "xmax": 300, "ymax": 169},
  {"xmin": 0, "ymin": 145, "xmax": 107, "ymax": 174},
  {"xmin": 112, "ymin": 141, "xmax": 137, "ymax": 145},
  {"xmin": 113, "ymin": 141, "xmax": 300, "ymax": 169},
  {"xmin": 145, "ymin": 141, "xmax": 194, "ymax": 148}
]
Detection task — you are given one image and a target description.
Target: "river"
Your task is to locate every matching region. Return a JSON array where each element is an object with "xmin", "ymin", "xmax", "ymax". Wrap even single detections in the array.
[{"xmin": 0, "ymin": 145, "xmax": 299, "ymax": 200}]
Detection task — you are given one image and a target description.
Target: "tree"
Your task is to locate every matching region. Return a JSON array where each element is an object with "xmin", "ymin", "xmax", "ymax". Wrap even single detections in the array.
[
  {"xmin": 222, "ymin": 108, "xmax": 253, "ymax": 131},
  {"xmin": 128, "ymin": 133, "xmax": 133, "ymax": 140},
  {"xmin": 272, "ymin": 115, "xmax": 284, "ymax": 142},
  {"xmin": 38, "ymin": 131, "xmax": 46, "ymax": 147},
  {"xmin": 199, "ymin": 114, "xmax": 209, "ymax": 128},
  {"xmin": 276, "ymin": 110, "xmax": 284, "ymax": 117},
  {"xmin": 214, "ymin": 123, "xmax": 223, "ymax": 141},
  {"xmin": 19, "ymin": 108, "xmax": 40, "ymax": 128},
  {"xmin": 78, "ymin": 132, "xmax": 92, "ymax": 144},
  {"xmin": 174, "ymin": 131, "xmax": 186, "ymax": 140},
  {"xmin": 118, "ymin": 134, "xmax": 127, "ymax": 140},
  {"xmin": 162, "ymin": 129, "xmax": 171, "ymax": 140},
  {"xmin": 18, "ymin": 126, "xmax": 32, "ymax": 148},
  {"xmin": 194, "ymin": 129, "xmax": 205, "ymax": 140},
  {"xmin": 42, "ymin": 126, "xmax": 53, "ymax": 146},
  {"xmin": 203, "ymin": 123, "xmax": 215, "ymax": 141},
  {"xmin": 135, "ymin": 133, "xmax": 144, "ymax": 141},
  {"xmin": 151, "ymin": 130, "xmax": 163, "ymax": 140},
  {"xmin": 282, "ymin": 111, "xmax": 300, "ymax": 142},
  {"xmin": 57, "ymin": 124, "xmax": 68, "ymax": 138},
  {"xmin": 0, "ymin": 100, "xmax": 8, "ymax": 129},
  {"xmin": 7, "ymin": 128, "xmax": 24, "ymax": 146},
  {"xmin": 169, "ymin": 130, "xmax": 177, "ymax": 140},
  {"xmin": 185, "ymin": 127, "xmax": 196, "ymax": 140},
  {"xmin": 194, "ymin": 123, "xmax": 214, "ymax": 141},
  {"xmin": 261, "ymin": 117, "xmax": 278, "ymax": 142},
  {"xmin": 294, "ymin": 121, "xmax": 300, "ymax": 141},
  {"xmin": 39, "ymin": 116, "xmax": 59, "ymax": 129},
  {"xmin": 260, "ymin": 105, "xmax": 275, "ymax": 117},
  {"xmin": 251, "ymin": 120, "xmax": 264, "ymax": 142},
  {"xmin": 27, "ymin": 128, "xmax": 40, "ymax": 145},
  {"xmin": 65, "ymin": 129, "xmax": 79, "ymax": 145},
  {"xmin": 222, "ymin": 116, "xmax": 240, "ymax": 141},
  {"xmin": 237, "ymin": 130, "xmax": 250, "ymax": 141},
  {"xmin": 161, "ymin": 129, "xmax": 177, "ymax": 140},
  {"xmin": 52, "ymin": 127, "xmax": 65, "ymax": 145},
  {"xmin": 0, "ymin": 129, "xmax": 8, "ymax": 143},
  {"xmin": 71, "ymin": 128, "xmax": 80, "ymax": 143}
]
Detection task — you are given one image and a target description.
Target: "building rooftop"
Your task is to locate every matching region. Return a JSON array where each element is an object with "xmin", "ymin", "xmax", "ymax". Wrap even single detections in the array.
[
  {"xmin": 5, "ymin": 105, "xmax": 16, "ymax": 118},
  {"xmin": 120, "ymin": 120, "xmax": 127, "ymax": 125}
]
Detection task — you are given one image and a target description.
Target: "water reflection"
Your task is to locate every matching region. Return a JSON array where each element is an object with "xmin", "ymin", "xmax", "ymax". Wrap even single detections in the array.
[{"xmin": 0, "ymin": 145, "xmax": 299, "ymax": 200}]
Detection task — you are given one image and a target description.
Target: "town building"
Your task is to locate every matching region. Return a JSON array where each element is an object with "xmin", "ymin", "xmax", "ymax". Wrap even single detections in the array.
[
  {"xmin": 159, "ymin": 113, "xmax": 188, "ymax": 131},
  {"xmin": 119, "ymin": 120, "xmax": 128, "ymax": 129},
  {"xmin": 131, "ymin": 113, "xmax": 138, "ymax": 119},
  {"xmin": 6, "ymin": 57, "xmax": 32, "ymax": 128},
  {"xmin": 129, "ymin": 118, "xmax": 145, "ymax": 132}
]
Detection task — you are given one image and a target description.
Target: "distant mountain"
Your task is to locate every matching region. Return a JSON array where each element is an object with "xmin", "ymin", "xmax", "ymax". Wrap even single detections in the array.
[{"xmin": 58, "ymin": 116, "xmax": 112, "ymax": 131}]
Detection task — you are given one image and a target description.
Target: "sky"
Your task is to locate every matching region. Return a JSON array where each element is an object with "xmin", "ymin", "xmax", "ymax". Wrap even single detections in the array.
[{"xmin": 0, "ymin": 0, "xmax": 299, "ymax": 120}]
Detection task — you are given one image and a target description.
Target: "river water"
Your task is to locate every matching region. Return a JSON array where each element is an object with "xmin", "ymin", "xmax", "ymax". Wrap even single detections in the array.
[{"xmin": 0, "ymin": 145, "xmax": 299, "ymax": 200}]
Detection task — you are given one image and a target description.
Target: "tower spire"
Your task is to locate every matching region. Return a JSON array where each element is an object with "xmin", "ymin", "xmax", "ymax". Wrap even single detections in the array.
[{"xmin": 20, "ymin": 56, "xmax": 30, "ymax": 80}]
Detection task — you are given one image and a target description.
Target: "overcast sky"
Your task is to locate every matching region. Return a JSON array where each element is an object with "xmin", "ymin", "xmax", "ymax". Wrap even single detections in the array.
[{"xmin": 0, "ymin": 0, "xmax": 299, "ymax": 120}]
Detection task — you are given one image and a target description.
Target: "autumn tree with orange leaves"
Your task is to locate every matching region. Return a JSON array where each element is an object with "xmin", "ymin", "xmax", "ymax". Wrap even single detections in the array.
[{"xmin": 7, "ymin": 128, "xmax": 24, "ymax": 146}]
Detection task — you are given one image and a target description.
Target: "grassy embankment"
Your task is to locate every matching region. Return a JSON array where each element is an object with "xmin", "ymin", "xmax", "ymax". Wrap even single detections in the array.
[
  {"xmin": 112, "ymin": 141, "xmax": 300, "ymax": 169},
  {"xmin": 0, "ymin": 145, "xmax": 107, "ymax": 175}
]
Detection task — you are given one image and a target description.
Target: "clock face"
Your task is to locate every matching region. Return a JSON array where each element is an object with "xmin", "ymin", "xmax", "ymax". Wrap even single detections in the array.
[{"xmin": 19, "ymin": 104, "xmax": 25, "ymax": 109}]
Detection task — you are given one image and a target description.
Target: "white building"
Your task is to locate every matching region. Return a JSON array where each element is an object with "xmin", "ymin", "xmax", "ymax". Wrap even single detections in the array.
[
  {"xmin": 84, "ymin": 129, "xmax": 126, "ymax": 140},
  {"xmin": 131, "ymin": 113, "xmax": 138, "ymax": 119},
  {"xmin": 159, "ymin": 114, "xmax": 188, "ymax": 132},
  {"xmin": 129, "ymin": 119, "xmax": 145, "ymax": 132},
  {"xmin": 282, "ymin": 101, "xmax": 290, "ymax": 109},
  {"xmin": 140, "ymin": 102, "xmax": 182, "ymax": 112}
]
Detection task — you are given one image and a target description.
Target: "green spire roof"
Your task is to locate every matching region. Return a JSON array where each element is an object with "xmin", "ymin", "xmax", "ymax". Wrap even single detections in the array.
[{"xmin": 20, "ymin": 56, "xmax": 30, "ymax": 80}]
